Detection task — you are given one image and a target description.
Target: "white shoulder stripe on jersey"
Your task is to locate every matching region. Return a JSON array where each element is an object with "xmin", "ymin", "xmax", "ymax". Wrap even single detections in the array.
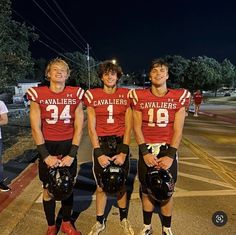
[
  {"xmin": 179, "ymin": 89, "xmax": 187, "ymax": 102},
  {"xmin": 77, "ymin": 87, "xmax": 84, "ymax": 100},
  {"xmin": 130, "ymin": 89, "xmax": 138, "ymax": 105},
  {"xmin": 27, "ymin": 87, "xmax": 38, "ymax": 102},
  {"xmin": 179, "ymin": 89, "xmax": 191, "ymax": 105},
  {"xmin": 84, "ymin": 90, "xmax": 93, "ymax": 104}
]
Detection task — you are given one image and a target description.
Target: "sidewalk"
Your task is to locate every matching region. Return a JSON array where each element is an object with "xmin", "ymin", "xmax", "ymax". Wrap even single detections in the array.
[{"xmin": 189, "ymin": 103, "xmax": 236, "ymax": 124}]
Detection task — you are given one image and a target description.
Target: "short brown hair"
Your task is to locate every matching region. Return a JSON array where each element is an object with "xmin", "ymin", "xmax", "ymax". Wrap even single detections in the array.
[
  {"xmin": 149, "ymin": 58, "xmax": 169, "ymax": 73},
  {"xmin": 97, "ymin": 60, "xmax": 123, "ymax": 79}
]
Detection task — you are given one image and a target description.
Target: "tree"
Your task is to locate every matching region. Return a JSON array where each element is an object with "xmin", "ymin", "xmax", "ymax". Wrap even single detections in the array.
[
  {"xmin": 63, "ymin": 52, "xmax": 100, "ymax": 89},
  {"xmin": 221, "ymin": 59, "xmax": 235, "ymax": 88},
  {"xmin": 183, "ymin": 56, "xmax": 222, "ymax": 94},
  {"xmin": 165, "ymin": 55, "xmax": 190, "ymax": 87},
  {"xmin": 0, "ymin": 0, "xmax": 38, "ymax": 91}
]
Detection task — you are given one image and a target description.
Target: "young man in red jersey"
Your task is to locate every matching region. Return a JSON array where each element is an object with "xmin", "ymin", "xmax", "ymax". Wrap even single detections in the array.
[
  {"xmin": 84, "ymin": 60, "xmax": 134, "ymax": 235},
  {"xmin": 27, "ymin": 58, "xmax": 84, "ymax": 235},
  {"xmin": 130, "ymin": 58, "xmax": 190, "ymax": 235},
  {"xmin": 193, "ymin": 89, "xmax": 203, "ymax": 117}
]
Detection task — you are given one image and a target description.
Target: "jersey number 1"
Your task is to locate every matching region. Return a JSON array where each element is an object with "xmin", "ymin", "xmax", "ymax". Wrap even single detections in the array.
[{"xmin": 107, "ymin": 104, "xmax": 114, "ymax": 123}]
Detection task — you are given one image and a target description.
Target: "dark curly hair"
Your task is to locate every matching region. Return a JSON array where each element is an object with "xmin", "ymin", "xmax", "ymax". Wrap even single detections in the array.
[{"xmin": 97, "ymin": 60, "xmax": 123, "ymax": 79}]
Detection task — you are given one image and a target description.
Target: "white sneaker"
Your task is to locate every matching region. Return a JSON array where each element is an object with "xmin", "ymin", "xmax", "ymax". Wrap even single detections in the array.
[
  {"xmin": 193, "ymin": 113, "xmax": 198, "ymax": 117},
  {"xmin": 139, "ymin": 225, "xmax": 153, "ymax": 235},
  {"xmin": 88, "ymin": 221, "xmax": 105, "ymax": 235},
  {"xmin": 163, "ymin": 226, "xmax": 173, "ymax": 235},
  {"xmin": 120, "ymin": 218, "xmax": 134, "ymax": 235}
]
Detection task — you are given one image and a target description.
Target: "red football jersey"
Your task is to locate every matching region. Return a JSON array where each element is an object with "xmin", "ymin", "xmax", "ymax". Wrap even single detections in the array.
[
  {"xmin": 193, "ymin": 93, "xmax": 203, "ymax": 104},
  {"xmin": 131, "ymin": 88, "xmax": 191, "ymax": 144},
  {"xmin": 27, "ymin": 86, "xmax": 84, "ymax": 141},
  {"xmin": 83, "ymin": 88, "xmax": 131, "ymax": 136}
]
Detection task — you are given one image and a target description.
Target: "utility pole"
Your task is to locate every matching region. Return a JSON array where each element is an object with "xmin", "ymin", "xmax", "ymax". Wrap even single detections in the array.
[{"xmin": 86, "ymin": 43, "xmax": 91, "ymax": 89}]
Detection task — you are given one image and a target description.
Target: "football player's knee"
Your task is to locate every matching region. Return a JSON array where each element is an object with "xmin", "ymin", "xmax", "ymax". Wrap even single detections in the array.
[
  {"xmin": 96, "ymin": 185, "xmax": 104, "ymax": 193},
  {"xmin": 43, "ymin": 188, "xmax": 54, "ymax": 201}
]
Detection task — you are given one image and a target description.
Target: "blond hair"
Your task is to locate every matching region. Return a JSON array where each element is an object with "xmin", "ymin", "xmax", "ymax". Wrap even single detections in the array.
[{"xmin": 45, "ymin": 58, "xmax": 70, "ymax": 80}]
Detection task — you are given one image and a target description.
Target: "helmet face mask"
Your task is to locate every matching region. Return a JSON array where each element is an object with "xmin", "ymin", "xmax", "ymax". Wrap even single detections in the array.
[
  {"xmin": 146, "ymin": 168, "xmax": 175, "ymax": 202},
  {"xmin": 101, "ymin": 164, "xmax": 125, "ymax": 194},
  {"xmin": 48, "ymin": 167, "xmax": 74, "ymax": 201}
]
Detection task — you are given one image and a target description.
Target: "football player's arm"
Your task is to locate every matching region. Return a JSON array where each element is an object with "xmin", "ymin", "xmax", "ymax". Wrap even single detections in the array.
[
  {"xmin": 170, "ymin": 106, "xmax": 186, "ymax": 148},
  {"xmin": 112, "ymin": 107, "xmax": 133, "ymax": 165},
  {"xmin": 0, "ymin": 113, "xmax": 8, "ymax": 126},
  {"xmin": 157, "ymin": 106, "xmax": 186, "ymax": 170},
  {"xmin": 30, "ymin": 101, "xmax": 60, "ymax": 168},
  {"xmin": 87, "ymin": 106, "xmax": 112, "ymax": 168},
  {"xmin": 133, "ymin": 109, "xmax": 158, "ymax": 167},
  {"xmin": 60, "ymin": 102, "xmax": 84, "ymax": 167}
]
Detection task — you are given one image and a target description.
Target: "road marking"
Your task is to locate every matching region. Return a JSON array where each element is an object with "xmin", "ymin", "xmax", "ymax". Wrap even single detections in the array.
[
  {"xmin": 178, "ymin": 160, "xmax": 211, "ymax": 169},
  {"xmin": 182, "ymin": 137, "xmax": 236, "ymax": 188},
  {"xmin": 179, "ymin": 172, "xmax": 235, "ymax": 189},
  {"xmin": 215, "ymin": 156, "xmax": 236, "ymax": 159},
  {"xmin": 218, "ymin": 159, "xmax": 236, "ymax": 165},
  {"xmin": 173, "ymin": 189, "xmax": 236, "ymax": 197}
]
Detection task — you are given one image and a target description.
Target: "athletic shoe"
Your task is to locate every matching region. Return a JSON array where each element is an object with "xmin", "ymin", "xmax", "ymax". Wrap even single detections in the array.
[
  {"xmin": 139, "ymin": 225, "xmax": 153, "ymax": 235},
  {"xmin": 0, "ymin": 182, "xmax": 11, "ymax": 192},
  {"xmin": 61, "ymin": 221, "xmax": 81, "ymax": 235},
  {"xmin": 163, "ymin": 226, "xmax": 173, "ymax": 235},
  {"xmin": 120, "ymin": 218, "xmax": 134, "ymax": 235},
  {"xmin": 88, "ymin": 220, "xmax": 105, "ymax": 235},
  {"xmin": 45, "ymin": 225, "xmax": 57, "ymax": 235}
]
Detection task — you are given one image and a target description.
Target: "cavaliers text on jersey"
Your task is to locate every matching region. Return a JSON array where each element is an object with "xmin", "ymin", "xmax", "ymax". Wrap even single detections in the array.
[{"xmin": 83, "ymin": 88, "xmax": 130, "ymax": 136}]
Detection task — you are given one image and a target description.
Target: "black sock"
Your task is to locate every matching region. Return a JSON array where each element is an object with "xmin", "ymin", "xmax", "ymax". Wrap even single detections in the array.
[
  {"xmin": 119, "ymin": 207, "xmax": 128, "ymax": 221},
  {"xmin": 161, "ymin": 215, "xmax": 172, "ymax": 228},
  {"xmin": 61, "ymin": 193, "xmax": 73, "ymax": 222},
  {"xmin": 97, "ymin": 215, "xmax": 104, "ymax": 224},
  {"xmin": 143, "ymin": 211, "xmax": 153, "ymax": 225},
  {"xmin": 43, "ymin": 199, "xmax": 56, "ymax": 226}
]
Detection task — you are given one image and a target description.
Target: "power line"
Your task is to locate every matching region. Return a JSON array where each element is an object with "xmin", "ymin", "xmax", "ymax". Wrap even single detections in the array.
[
  {"xmin": 40, "ymin": 0, "xmax": 86, "ymax": 50},
  {"xmin": 38, "ymin": 39, "xmax": 85, "ymax": 68},
  {"xmin": 32, "ymin": 0, "xmax": 84, "ymax": 52},
  {"xmin": 13, "ymin": 9, "xmax": 67, "ymax": 53},
  {"xmin": 12, "ymin": 9, "xmax": 83, "ymax": 67},
  {"xmin": 51, "ymin": 0, "xmax": 88, "ymax": 46},
  {"xmin": 51, "ymin": 0, "xmax": 99, "ymax": 62}
]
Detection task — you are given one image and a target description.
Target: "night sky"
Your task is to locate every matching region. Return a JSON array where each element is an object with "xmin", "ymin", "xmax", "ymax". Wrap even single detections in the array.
[{"xmin": 12, "ymin": 0, "xmax": 236, "ymax": 73}]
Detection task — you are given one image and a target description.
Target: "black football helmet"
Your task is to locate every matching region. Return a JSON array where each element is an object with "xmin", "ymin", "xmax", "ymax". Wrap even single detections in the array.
[
  {"xmin": 146, "ymin": 167, "xmax": 175, "ymax": 202},
  {"xmin": 48, "ymin": 167, "xmax": 74, "ymax": 201},
  {"xmin": 101, "ymin": 164, "xmax": 125, "ymax": 194}
]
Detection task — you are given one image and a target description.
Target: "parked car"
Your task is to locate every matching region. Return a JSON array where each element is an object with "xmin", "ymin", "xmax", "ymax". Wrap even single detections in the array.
[{"xmin": 224, "ymin": 92, "xmax": 231, "ymax": 97}]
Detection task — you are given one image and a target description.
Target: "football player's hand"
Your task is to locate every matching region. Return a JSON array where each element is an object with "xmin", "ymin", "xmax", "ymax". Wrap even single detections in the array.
[
  {"xmin": 156, "ymin": 156, "xmax": 173, "ymax": 170},
  {"xmin": 44, "ymin": 155, "xmax": 61, "ymax": 168},
  {"xmin": 98, "ymin": 155, "xmax": 112, "ymax": 168},
  {"xmin": 111, "ymin": 153, "xmax": 126, "ymax": 166},
  {"xmin": 143, "ymin": 153, "xmax": 158, "ymax": 167},
  {"xmin": 59, "ymin": 155, "xmax": 74, "ymax": 167}
]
